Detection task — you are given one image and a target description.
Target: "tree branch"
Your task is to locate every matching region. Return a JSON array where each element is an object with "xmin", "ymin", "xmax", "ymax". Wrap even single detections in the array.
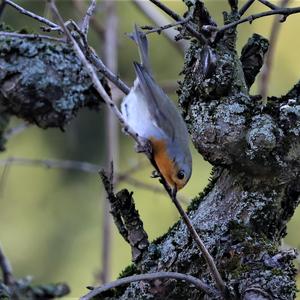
[
  {"xmin": 0, "ymin": 32, "xmax": 107, "ymax": 128},
  {"xmin": 81, "ymin": 0, "xmax": 96, "ymax": 38},
  {"xmin": 72, "ymin": 0, "xmax": 104, "ymax": 39},
  {"xmin": 257, "ymin": 0, "xmax": 279, "ymax": 11},
  {"xmin": 239, "ymin": 0, "xmax": 255, "ymax": 16},
  {"xmin": 143, "ymin": 16, "xmax": 191, "ymax": 36},
  {"xmin": 80, "ymin": 271, "xmax": 219, "ymax": 300},
  {"xmin": 148, "ymin": 0, "xmax": 207, "ymax": 43},
  {"xmin": 0, "ymin": 157, "xmax": 101, "ymax": 173},
  {"xmin": 148, "ymin": 0, "xmax": 185, "ymax": 25},
  {"xmin": 123, "ymin": 175, "xmax": 189, "ymax": 204},
  {"xmin": 100, "ymin": 168, "xmax": 149, "ymax": 263},
  {"xmin": 219, "ymin": 6, "xmax": 300, "ymax": 33},
  {"xmin": 87, "ymin": 48, "xmax": 130, "ymax": 95},
  {"xmin": 3, "ymin": 122, "xmax": 31, "ymax": 140},
  {"xmin": 132, "ymin": 0, "xmax": 188, "ymax": 52},
  {"xmin": 5, "ymin": 0, "xmax": 60, "ymax": 30},
  {"xmin": 0, "ymin": 156, "xmax": 189, "ymax": 203},
  {"xmin": 0, "ymin": 31, "xmax": 64, "ymax": 42}
]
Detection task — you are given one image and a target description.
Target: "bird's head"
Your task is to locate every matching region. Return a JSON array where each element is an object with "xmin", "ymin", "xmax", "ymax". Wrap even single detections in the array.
[
  {"xmin": 168, "ymin": 154, "xmax": 192, "ymax": 192},
  {"xmin": 150, "ymin": 137, "xmax": 192, "ymax": 194}
]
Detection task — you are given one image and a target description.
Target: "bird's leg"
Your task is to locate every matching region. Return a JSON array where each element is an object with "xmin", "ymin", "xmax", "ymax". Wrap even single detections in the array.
[
  {"xmin": 171, "ymin": 186, "xmax": 177, "ymax": 198},
  {"xmin": 136, "ymin": 139, "xmax": 162, "ymax": 181},
  {"xmin": 151, "ymin": 170, "xmax": 160, "ymax": 178},
  {"xmin": 134, "ymin": 138, "xmax": 152, "ymax": 156}
]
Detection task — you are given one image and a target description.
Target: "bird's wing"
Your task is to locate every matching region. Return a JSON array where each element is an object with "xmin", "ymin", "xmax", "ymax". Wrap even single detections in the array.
[
  {"xmin": 130, "ymin": 24, "xmax": 150, "ymax": 71},
  {"xmin": 127, "ymin": 25, "xmax": 190, "ymax": 145},
  {"xmin": 133, "ymin": 62, "xmax": 192, "ymax": 146}
]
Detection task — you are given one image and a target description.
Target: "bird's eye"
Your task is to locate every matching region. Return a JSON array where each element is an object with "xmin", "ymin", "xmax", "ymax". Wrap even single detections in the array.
[{"xmin": 177, "ymin": 170, "xmax": 185, "ymax": 180}]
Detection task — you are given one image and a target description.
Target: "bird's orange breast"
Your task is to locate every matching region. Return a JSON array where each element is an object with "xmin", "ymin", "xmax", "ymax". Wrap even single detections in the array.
[{"xmin": 149, "ymin": 137, "xmax": 175, "ymax": 188}]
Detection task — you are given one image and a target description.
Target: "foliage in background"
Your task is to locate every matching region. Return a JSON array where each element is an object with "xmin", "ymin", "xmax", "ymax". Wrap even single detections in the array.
[{"xmin": 0, "ymin": 0, "xmax": 299, "ymax": 298}]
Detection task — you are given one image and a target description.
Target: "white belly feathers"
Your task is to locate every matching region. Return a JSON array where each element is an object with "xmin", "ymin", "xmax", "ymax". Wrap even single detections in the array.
[{"xmin": 121, "ymin": 80, "xmax": 165, "ymax": 140}]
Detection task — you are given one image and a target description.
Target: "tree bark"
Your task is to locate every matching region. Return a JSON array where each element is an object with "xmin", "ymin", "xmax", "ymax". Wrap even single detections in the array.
[{"xmin": 0, "ymin": 33, "xmax": 109, "ymax": 130}]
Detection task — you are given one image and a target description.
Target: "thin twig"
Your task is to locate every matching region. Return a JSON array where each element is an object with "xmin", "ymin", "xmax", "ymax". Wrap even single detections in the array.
[
  {"xmin": 0, "ymin": 157, "xmax": 188, "ymax": 202},
  {"xmin": 80, "ymin": 271, "xmax": 219, "ymax": 300},
  {"xmin": 3, "ymin": 122, "xmax": 31, "ymax": 140},
  {"xmin": 257, "ymin": 0, "xmax": 279, "ymax": 10},
  {"xmin": 239, "ymin": 0, "xmax": 256, "ymax": 16},
  {"xmin": 0, "ymin": 157, "xmax": 157, "ymax": 191},
  {"xmin": 148, "ymin": 0, "xmax": 183, "ymax": 22},
  {"xmin": 124, "ymin": 176, "xmax": 189, "ymax": 204},
  {"xmin": 0, "ymin": 31, "xmax": 65, "ymax": 42},
  {"xmin": 87, "ymin": 48, "xmax": 130, "ymax": 95},
  {"xmin": 5, "ymin": 0, "xmax": 60, "ymax": 30},
  {"xmin": 147, "ymin": 154, "xmax": 227, "ymax": 296},
  {"xmin": 143, "ymin": 17, "xmax": 191, "ymax": 35},
  {"xmin": 49, "ymin": 0, "xmax": 140, "ymax": 145},
  {"xmin": 81, "ymin": 0, "xmax": 96, "ymax": 37},
  {"xmin": 72, "ymin": 0, "xmax": 104, "ymax": 38},
  {"xmin": 239, "ymin": 0, "xmax": 279, "ymax": 16},
  {"xmin": 100, "ymin": 169, "xmax": 149, "ymax": 262},
  {"xmin": 219, "ymin": 6, "xmax": 300, "ymax": 33},
  {"xmin": 0, "ymin": 157, "xmax": 100, "ymax": 173},
  {"xmin": 132, "ymin": 0, "xmax": 188, "ymax": 52},
  {"xmin": 0, "ymin": 243, "xmax": 14, "ymax": 285},
  {"xmin": 169, "ymin": 191, "xmax": 226, "ymax": 296},
  {"xmin": 148, "ymin": 0, "xmax": 207, "ymax": 43},
  {"xmin": 259, "ymin": 0, "xmax": 289, "ymax": 101}
]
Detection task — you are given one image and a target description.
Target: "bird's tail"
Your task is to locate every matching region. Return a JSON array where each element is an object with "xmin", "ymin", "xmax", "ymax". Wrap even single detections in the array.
[{"xmin": 130, "ymin": 25, "xmax": 150, "ymax": 71}]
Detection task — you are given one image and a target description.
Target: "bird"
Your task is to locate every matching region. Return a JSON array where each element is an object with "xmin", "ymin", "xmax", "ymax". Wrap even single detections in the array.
[{"xmin": 121, "ymin": 25, "xmax": 192, "ymax": 194}]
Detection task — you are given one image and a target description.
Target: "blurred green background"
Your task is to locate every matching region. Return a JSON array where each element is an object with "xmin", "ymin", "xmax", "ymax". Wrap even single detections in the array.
[{"xmin": 0, "ymin": 0, "xmax": 299, "ymax": 299}]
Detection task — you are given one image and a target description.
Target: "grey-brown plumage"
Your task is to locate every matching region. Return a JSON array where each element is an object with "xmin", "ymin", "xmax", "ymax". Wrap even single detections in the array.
[{"xmin": 121, "ymin": 25, "xmax": 192, "ymax": 190}]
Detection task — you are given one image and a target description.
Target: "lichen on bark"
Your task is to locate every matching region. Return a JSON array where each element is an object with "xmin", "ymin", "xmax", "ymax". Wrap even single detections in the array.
[
  {"xmin": 0, "ymin": 279, "xmax": 70, "ymax": 299},
  {"xmin": 0, "ymin": 34, "xmax": 109, "ymax": 130}
]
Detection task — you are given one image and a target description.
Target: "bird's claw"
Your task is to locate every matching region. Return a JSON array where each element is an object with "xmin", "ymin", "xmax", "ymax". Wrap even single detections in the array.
[
  {"xmin": 134, "ymin": 139, "xmax": 152, "ymax": 156},
  {"xmin": 151, "ymin": 170, "xmax": 160, "ymax": 178},
  {"xmin": 135, "ymin": 143, "xmax": 146, "ymax": 153}
]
